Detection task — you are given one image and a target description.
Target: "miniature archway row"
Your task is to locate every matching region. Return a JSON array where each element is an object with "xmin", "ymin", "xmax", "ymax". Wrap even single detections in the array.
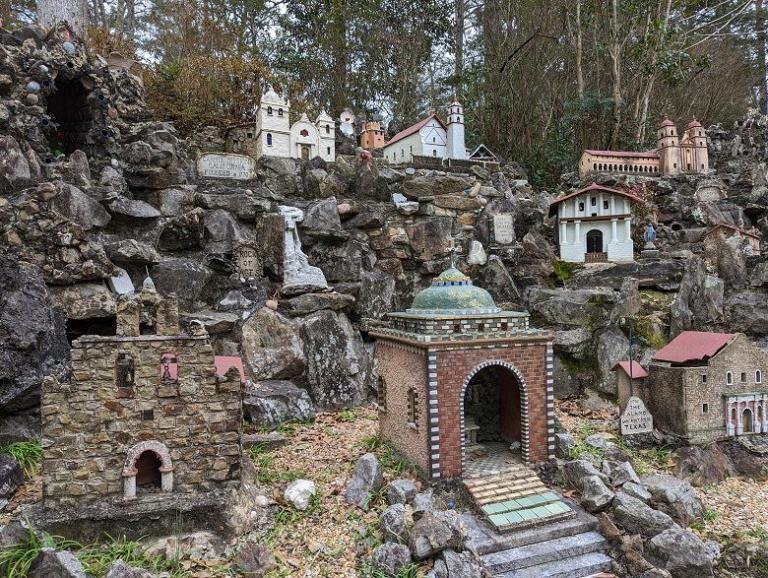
[{"xmin": 122, "ymin": 439, "xmax": 174, "ymax": 499}]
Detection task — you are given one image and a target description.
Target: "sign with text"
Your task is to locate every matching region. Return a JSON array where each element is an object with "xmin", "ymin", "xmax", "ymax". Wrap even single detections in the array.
[
  {"xmin": 493, "ymin": 214, "xmax": 515, "ymax": 244},
  {"xmin": 198, "ymin": 153, "xmax": 255, "ymax": 180},
  {"xmin": 620, "ymin": 396, "xmax": 654, "ymax": 435}
]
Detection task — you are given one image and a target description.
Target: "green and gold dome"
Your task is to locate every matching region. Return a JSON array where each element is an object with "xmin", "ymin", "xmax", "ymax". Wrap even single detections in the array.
[{"xmin": 408, "ymin": 267, "xmax": 501, "ymax": 315}]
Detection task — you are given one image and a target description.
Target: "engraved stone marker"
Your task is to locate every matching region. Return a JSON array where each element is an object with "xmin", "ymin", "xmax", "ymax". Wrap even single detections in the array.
[
  {"xmin": 235, "ymin": 242, "xmax": 260, "ymax": 278},
  {"xmin": 493, "ymin": 214, "xmax": 515, "ymax": 244},
  {"xmin": 198, "ymin": 153, "xmax": 255, "ymax": 180},
  {"xmin": 620, "ymin": 396, "xmax": 653, "ymax": 435}
]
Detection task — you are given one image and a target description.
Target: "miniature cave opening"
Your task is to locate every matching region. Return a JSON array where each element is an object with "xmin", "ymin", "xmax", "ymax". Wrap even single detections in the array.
[
  {"xmin": 65, "ymin": 316, "xmax": 117, "ymax": 344},
  {"xmin": 135, "ymin": 450, "xmax": 162, "ymax": 488},
  {"xmin": 464, "ymin": 366, "xmax": 522, "ymax": 448},
  {"xmin": 45, "ymin": 77, "xmax": 93, "ymax": 156}
]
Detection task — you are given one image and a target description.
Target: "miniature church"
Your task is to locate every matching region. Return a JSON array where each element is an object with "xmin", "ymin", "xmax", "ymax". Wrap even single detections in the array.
[
  {"xmin": 549, "ymin": 183, "xmax": 642, "ymax": 263},
  {"xmin": 579, "ymin": 116, "xmax": 709, "ymax": 177},
  {"xmin": 383, "ymin": 100, "xmax": 467, "ymax": 164},
  {"xmin": 40, "ymin": 277, "xmax": 243, "ymax": 525},
  {"xmin": 253, "ymin": 88, "xmax": 335, "ymax": 162},
  {"xmin": 371, "ymin": 263, "xmax": 554, "ymax": 481}
]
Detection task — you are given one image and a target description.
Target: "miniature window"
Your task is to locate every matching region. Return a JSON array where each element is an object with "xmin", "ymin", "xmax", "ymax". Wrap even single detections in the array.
[
  {"xmin": 407, "ymin": 388, "xmax": 418, "ymax": 426},
  {"xmin": 278, "ymin": 108, "xmax": 283, "ymax": 116},
  {"xmin": 247, "ymin": 132, "xmax": 253, "ymax": 138},
  {"xmin": 702, "ymin": 403, "xmax": 708, "ymax": 414},
  {"xmin": 378, "ymin": 378, "xmax": 387, "ymax": 412},
  {"xmin": 267, "ymin": 106, "xmax": 273, "ymax": 115},
  {"xmin": 432, "ymin": 137, "xmax": 435, "ymax": 142},
  {"xmin": 327, "ymin": 146, "xmax": 331, "ymax": 155},
  {"xmin": 701, "ymin": 374, "xmax": 707, "ymax": 383},
  {"xmin": 501, "ymin": 322, "xmax": 508, "ymax": 331},
  {"xmin": 477, "ymin": 323, "xmax": 485, "ymax": 332},
  {"xmin": 757, "ymin": 370, "xmax": 763, "ymax": 384},
  {"xmin": 300, "ymin": 129, "xmax": 309, "ymax": 137},
  {"xmin": 603, "ymin": 200, "xmax": 609, "ymax": 210},
  {"xmin": 142, "ymin": 409, "xmax": 154, "ymax": 421},
  {"xmin": 325, "ymin": 124, "xmax": 330, "ymax": 134},
  {"xmin": 591, "ymin": 197, "xmax": 596, "ymax": 206},
  {"xmin": 453, "ymin": 323, "xmax": 461, "ymax": 333},
  {"xmin": 116, "ymin": 352, "xmax": 136, "ymax": 389},
  {"xmin": 267, "ymin": 133, "xmax": 273, "ymax": 146},
  {"xmin": 432, "ymin": 150, "xmax": 437, "ymax": 157},
  {"xmin": 727, "ymin": 371, "xmax": 733, "ymax": 385},
  {"xmin": 741, "ymin": 372, "xmax": 747, "ymax": 383},
  {"xmin": 578, "ymin": 202, "xmax": 585, "ymax": 211},
  {"xmin": 160, "ymin": 353, "xmax": 178, "ymax": 383}
]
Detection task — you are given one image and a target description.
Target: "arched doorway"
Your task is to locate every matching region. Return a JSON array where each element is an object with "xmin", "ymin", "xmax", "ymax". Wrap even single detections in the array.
[
  {"xmin": 462, "ymin": 364, "xmax": 525, "ymax": 476},
  {"xmin": 46, "ymin": 78, "xmax": 94, "ymax": 156},
  {"xmin": 743, "ymin": 408, "xmax": 753, "ymax": 433},
  {"xmin": 135, "ymin": 450, "xmax": 162, "ymax": 488},
  {"xmin": 586, "ymin": 229, "xmax": 603, "ymax": 253},
  {"xmin": 123, "ymin": 440, "xmax": 174, "ymax": 499}
]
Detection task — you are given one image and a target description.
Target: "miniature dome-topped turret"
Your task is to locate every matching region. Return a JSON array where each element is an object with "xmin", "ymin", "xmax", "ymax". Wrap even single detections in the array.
[{"xmin": 408, "ymin": 266, "xmax": 500, "ymax": 315}]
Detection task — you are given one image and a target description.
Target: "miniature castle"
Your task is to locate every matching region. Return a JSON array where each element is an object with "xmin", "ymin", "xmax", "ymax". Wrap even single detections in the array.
[
  {"xmin": 41, "ymin": 278, "xmax": 243, "ymax": 529},
  {"xmin": 579, "ymin": 116, "xmax": 709, "ymax": 177},
  {"xmin": 359, "ymin": 121, "xmax": 385, "ymax": 150},
  {"xmin": 383, "ymin": 100, "xmax": 467, "ymax": 164}
]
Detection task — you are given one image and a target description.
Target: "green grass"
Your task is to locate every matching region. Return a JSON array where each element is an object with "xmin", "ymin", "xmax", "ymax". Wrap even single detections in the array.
[
  {"xmin": 249, "ymin": 443, "xmax": 279, "ymax": 485},
  {"xmin": 612, "ymin": 437, "xmax": 672, "ymax": 475},
  {"xmin": 362, "ymin": 434, "xmax": 381, "ymax": 452},
  {"xmin": 747, "ymin": 526, "xmax": 768, "ymax": 541},
  {"xmin": 0, "ymin": 523, "xmax": 78, "ymax": 578},
  {"xmin": 552, "ymin": 259, "xmax": 578, "ymax": 286},
  {"xmin": 359, "ymin": 562, "xmax": 421, "ymax": 578},
  {"xmin": 338, "ymin": 408, "xmax": 357, "ymax": 422},
  {"xmin": 276, "ymin": 417, "xmax": 315, "ymax": 436},
  {"xmin": 376, "ymin": 442, "xmax": 414, "ymax": 476},
  {"xmin": 0, "ymin": 441, "xmax": 43, "ymax": 478},
  {"xmin": 267, "ymin": 493, "xmax": 324, "ymax": 546}
]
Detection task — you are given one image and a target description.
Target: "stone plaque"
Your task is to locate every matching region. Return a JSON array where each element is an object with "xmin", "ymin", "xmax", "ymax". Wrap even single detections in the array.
[
  {"xmin": 620, "ymin": 396, "xmax": 653, "ymax": 435},
  {"xmin": 493, "ymin": 214, "xmax": 515, "ymax": 244},
  {"xmin": 197, "ymin": 153, "xmax": 255, "ymax": 180},
  {"xmin": 235, "ymin": 243, "xmax": 260, "ymax": 278}
]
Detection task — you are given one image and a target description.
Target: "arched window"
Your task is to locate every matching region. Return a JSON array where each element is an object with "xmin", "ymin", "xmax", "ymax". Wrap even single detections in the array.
[
  {"xmin": 407, "ymin": 388, "xmax": 418, "ymax": 426},
  {"xmin": 757, "ymin": 370, "xmax": 762, "ymax": 384},
  {"xmin": 741, "ymin": 372, "xmax": 747, "ymax": 383},
  {"xmin": 325, "ymin": 124, "xmax": 330, "ymax": 134},
  {"xmin": 727, "ymin": 371, "xmax": 733, "ymax": 385},
  {"xmin": 593, "ymin": 163, "xmax": 596, "ymax": 170},
  {"xmin": 116, "ymin": 352, "xmax": 135, "ymax": 389},
  {"xmin": 123, "ymin": 440, "xmax": 174, "ymax": 500},
  {"xmin": 432, "ymin": 149, "xmax": 437, "ymax": 156},
  {"xmin": 278, "ymin": 108, "xmax": 283, "ymax": 116},
  {"xmin": 326, "ymin": 146, "xmax": 330, "ymax": 155},
  {"xmin": 267, "ymin": 106, "xmax": 273, "ymax": 115},
  {"xmin": 266, "ymin": 133, "xmax": 272, "ymax": 146}
]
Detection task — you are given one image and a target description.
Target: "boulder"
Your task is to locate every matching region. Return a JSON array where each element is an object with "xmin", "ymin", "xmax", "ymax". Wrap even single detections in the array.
[
  {"xmin": 401, "ymin": 175, "xmax": 472, "ymax": 199},
  {"xmin": 280, "ymin": 291, "xmax": 355, "ymax": 317},
  {"xmin": 670, "ymin": 258, "xmax": 724, "ymax": 336},
  {"xmin": 52, "ymin": 182, "xmax": 111, "ymax": 230},
  {"xmin": 381, "ymin": 503, "xmax": 409, "ymax": 542},
  {"xmin": 622, "ymin": 481, "xmax": 652, "ymax": 503},
  {"xmin": 611, "ymin": 461, "xmax": 641, "ymax": 487},
  {"xmin": 646, "ymin": 527, "xmax": 717, "ymax": 578},
  {"xmin": 611, "ymin": 492, "xmax": 676, "ymax": 537},
  {"xmin": 344, "ymin": 453, "xmax": 382, "ymax": 510},
  {"xmin": 370, "ymin": 543, "xmax": 412, "ymax": 575},
  {"xmin": 409, "ymin": 511, "xmax": 465, "ymax": 560},
  {"xmin": 28, "ymin": 548, "xmax": 87, "ymax": 578},
  {"xmin": 578, "ymin": 475, "xmax": 615, "ymax": 512},
  {"xmin": 432, "ymin": 549, "xmax": 483, "ymax": 578},
  {"xmin": 673, "ymin": 445, "xmax": 732, "ymax": 487},
  {"xmin": 143, "ymin": 532, "xmax": 226, "ymax": 561},
  {"xmin": 0, "ymin": 454, "xmax": 24, "ymax": 499},
  {"xmin": 412, "ymin": 489, "xmax": 435, "ymax": 520},
  {"xmin": 432, "ymin": 194, "xmax": 483, "ymax": 211},
  {"xmin": 243, "ymin": 380, "xmax": 316, "ymax": 430},
  {"xmin": 0, "ymin": 134, "xmax": 31, "ymax": 190},
  {"xmin": 105, "ymin": 194, "xmax": 161, "ymax": 219},
  {"xmin": 585, "ymin": 434, "xmax": 609, "ymax": 450},
  {"xmin": 386, "ymin": 478, "xmax": 418, "ymax": 505},
  {"xmin": 150, "ymin": 258, "xmax": 212, "ymax": 310},
  {"xmin": 356, "ymin": 271, "xmax": 396, "ymax": 319},
  {"xmin": 202, "ymin": 208, "xmax": 241, "ymax": 254},
  {"xmin": 405, "ymin": 218, "xmax": 453, "ymax": 261},
  {"xmin": 104, "ymin": 239, "xmax": 160, "ymax": 265},
  {"xmin": 526, "ymin": 287, "xmax": 615, "ymax": 328},
  {"xmin": 563, "ymin": 459, "xmax": 609, "ymax": 486},
  {"xmin": 242, "ymin": 308, "xmax": 306, "ymax": 381},
  {"xmin": 300, "ymin": 197, "xmax": 346, "ymax": 240},
  {"xmin": 301, "ymin": 310, "xmax": 373, "ymax": 409},
  {"xmin": 48, "ymin": 283, "xmax": 116, "ymax": 320},
  {"xmin": 159, "ymin": 185, "xmax": 196, "ymax": 216},
  {"xmin": 234, "ymin": 542, "xmax": 276, "ymax": 578},
  {"xmin": 595, "ymin": 327, "xmax": 629, "ymax": 395},
  {"xmin": 104, "ymin": 561, "xmax": 154, "ymax": 578},
  {"xmin": 640, "ymin": 474, "xmax": 704, "ymax": 525},
  {"xmin": 284, "ymin": 479, "xmax": 316, "ymax": 510},
  {"xmin": 724, "ymin": 290, "xmax": 768, "ymax": 335},
  {"xmin": 554, "ymin": 432, "xmax": 575, "ymax": 459},
  {"xmin": 180, "ymin": 311, "xmax": 238, "ymax": 335}
]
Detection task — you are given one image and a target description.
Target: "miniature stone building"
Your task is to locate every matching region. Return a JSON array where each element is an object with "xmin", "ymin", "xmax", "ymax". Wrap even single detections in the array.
[
  {"xmin": 612, "ymin": 360, "xmax": 649, "ymax": 411},
  {"xmin": 645, "ymin": 331, "xmax": 768, "ymax": 443},
  {"xmin": 41, "ymin": 279, "xmax": 242, "ymax": 516},
  {"xmin": 579, "ymin": 116, "xmax": 709, "ymax": 177},
  {"xmin": 371, "ymin": 266, "xmax": 554, "ymax": 480},
  {"xmin": 549, "ymin": 183, "xmax": 642, "ymax": 263},
  {"xmin": 359, "ymin": 121, "xmax": 385, "ymax": 150},
  {"xmin": 383, "ymin": 100, "xmax": 467, "ymax": 164},
  {"xmin": 704, "ymin": 223, "xmax": 761, "ymax": 257}
]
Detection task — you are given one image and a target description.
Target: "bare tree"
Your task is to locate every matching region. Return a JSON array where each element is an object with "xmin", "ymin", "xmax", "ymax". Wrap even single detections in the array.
[{"xmin": 37, "ymin": 0, "xmax": 89, "ymax": 36}]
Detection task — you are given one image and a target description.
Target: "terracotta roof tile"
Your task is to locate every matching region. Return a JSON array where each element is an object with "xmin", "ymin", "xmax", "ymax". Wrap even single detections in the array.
[
  {"xmin": 612, "ymin": 360, "xmax": 648, "ymax": 379},
  {"xmin": 385, "ymin": 114, "xmax": 446, "ymax": 148},
  {"xmin": 583, "ymin": 149, "xmax": 659, "ymax": 159},
  {"xmin": 652, "ymin": 331, "xmax": 736, "ymax": 364}
]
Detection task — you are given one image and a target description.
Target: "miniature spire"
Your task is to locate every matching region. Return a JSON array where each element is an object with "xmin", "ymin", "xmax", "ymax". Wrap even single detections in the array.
[{"xmin": 142, "ymin": 266, "xmax": 156, "ymax": 292}]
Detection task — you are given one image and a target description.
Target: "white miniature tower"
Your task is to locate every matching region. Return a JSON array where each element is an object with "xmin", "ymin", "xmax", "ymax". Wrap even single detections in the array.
[
  {"xmin": 316, "ymin": 110, "xmax": 336, "ymax": 162},
  {"xmin": 446, "ymin": 100, "xmax": 467, "ymax": 160},
  {"xmin": 256, "ymin": 87, "xmax": 291, "ymax": 159},
  {"xmin": 656, "ymin": 115, "xmax": 680, "ymax": 176}
]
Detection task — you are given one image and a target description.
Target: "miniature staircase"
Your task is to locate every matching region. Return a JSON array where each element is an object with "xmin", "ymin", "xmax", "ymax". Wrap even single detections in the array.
[{"xmin": 463, "ymin": 505, "xmax": 614, "ymax": 578}]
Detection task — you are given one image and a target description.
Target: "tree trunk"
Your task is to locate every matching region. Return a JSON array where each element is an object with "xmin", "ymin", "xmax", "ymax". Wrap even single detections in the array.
[
  {"xmin": 37, "ymin": 0, "xmax": 89, "ymax": 37},
  {"xmin": 608, "ymin": 0, "xmax": 623, "ymax": 148},
  {"xmin": 575, "ymin": 0, "xmax": 584, "ymax": 99},
  {"xmin": 758, "ymin": 0, "xmax": 768, "ymax": 113},
  {"xmin": 454, "ymin": 0, "xmax": 465, "ymax": 98}
]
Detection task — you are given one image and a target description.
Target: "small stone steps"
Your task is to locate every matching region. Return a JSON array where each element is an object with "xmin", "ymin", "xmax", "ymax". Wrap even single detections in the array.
[
  {"xmin": 482, "ymin": 531, "xmax": 606, "ymax": 573},
  {"xmin": 495, "ymin": 552, "xmax": 614, "ymax": 578}
]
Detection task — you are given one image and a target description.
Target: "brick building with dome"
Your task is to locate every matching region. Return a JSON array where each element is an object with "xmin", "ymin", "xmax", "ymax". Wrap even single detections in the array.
[{"xmin": 370, "ymin": 266, "xmax": 554, "ymax": 481}]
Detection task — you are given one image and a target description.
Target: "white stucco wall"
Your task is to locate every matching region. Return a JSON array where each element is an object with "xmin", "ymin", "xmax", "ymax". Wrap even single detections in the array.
[
  {"xmin": 384, "ymin": 132, "xmax": 422, "ymax": 164},
  {"xmin": 290, "ymin": 120, "xmax": 321, "ymax": 160},
  {"xmin": 257, "ymin": 130, "xmax": 290, "ymax": 158}
]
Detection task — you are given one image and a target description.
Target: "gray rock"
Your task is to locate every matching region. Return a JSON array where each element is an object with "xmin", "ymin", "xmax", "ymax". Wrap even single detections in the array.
[
  {"xmin": 578, "ymin": 475, "xmax": 615, "ymax": 512},
  {"xmin": 480, "ymin": 256, "xmax": 520, "ymax": 304},
  {"xmin": 409, "ymin": 510, "xmax": 465, "ymax": 560},
  {"xmin": 386, "ymin": 478, "xmax": 418, "ymax": 505},
  {"xmin": 0, "ymin": 134, "xmax": 31, "ymax": 189},
  {"xmin": 180, "ymin": 311, "xmax": 238, "ymax": 335},
  {"xmin": 621, "ymin": 481, "xmax": 652, "ymax": 503},
  {"xmin": 284, "ymin": 479, "xmax": 316, "ymax": 510},
  {"xmin": 0, "ymin": 455, "xmax": 23, "ymax": 498},
  {"xmin": 401, "ymin": 174, "xmax": 472, "ymax": 199},
  {"xmin": 28, "ymin": 548, "xmax": 87, "ymax": 578},
  {"xmin": 203, "ymin": 208, "xmax": 241, "ymax": 254},
  {"xmin": 673, "ymin": 445, "xmax": 732, "ymax": 487},
  {"xmin": 300, "ymin": 196, "xmax": 346, "ymax": 240},
  {"xmin": 611, "ymin": 461, "xmax": 641, "ymax": 487},
  {"xmin": 750, "ymin": 262, "xmax": 768, "ymax": 287},
  {"xmin": 585, "ymin": 434, "xmax": 609, "ymax": 450},
  {"xmin": 641, "ymin": 474, "xmax": 704, "ymax": 525},
  {"xmin": 48, "ymin": 283, "xmax": 116, "ymax": 320},
  {"xmin": 281, "ymin": 291, "xmax": 355, "ymax": 317},
  {"xmin": 104, "ymin": 560, "xmax": 154, "ymax": 578},
  {"xmin": 159, "ymin": 186, "xmax": 196, "ymax": 216},
  {"xmin": 301, "ymin": 310, "xmax": 373, "ymax": 409},
  {"xmin": 104, "ymin": 239, "xmax": 160, "ymax": 265},
  {"xmin": 563, "ymin": 459, "xmax": 609, "ymax": 486},
  {"xmin": 381, "ymin": 503, "xmax": 409, "ymax": 542},
  {"xmin": 554, "ymin": 432, "xmax": 575, "ymax": 459},
  {"xmin": 242, "ymin": 308, "xmax": 305, "ymax": 381},
  {"xmin": 234, "ymin": 542, "xmax": 276, "ymax": 578},
  {"xmin": 412, "ymin": 489, "xmax": 435, "ymax": 520},
  {"xmin": 243, "ymin": 380, "xmax": 316, "ymax": 430},
  {"xmin": 53, "ymin": 182, "xmax": 111, "ymax": 230},
  {"xmin": 0, "ymin": 518, "xmax": 34, "ymax": 550},
  {"xmin": 725, "ymin": 290, "xmax": 768, "ymax": 335},
  {"xmin": 612, "ymin": 492, "xmax": 676, "ymax": 537},
  {"xmin": 370, "ymin": 542, "xmax": 412, "ymax": 575},
  {"xmin": 595, "ymin": 327, "xmax": 629, "ymax": 394},
  {"xmin": 526, "ymin": 287, "xmax": 615, "ymax": 328},
  {"xmin": 356, "ymin": 271, "xmax": 396, "ymax": 319},
  {"xmin": 646, "ymin": 527, "xmax": 716, "ymax": 578},
  {"xmin": 344, "ymin": 453, "xmax": 383, "ymax": 510},
  {"xmin": 670, "ymin": 258, "xmax": 724, "ymax": 335},
  {"xmin": 105, "ymin": 194, "xmax": 161, "ymax": 218},
  {"xmin": 432, "ymin": 549, "xmax": 483, "ymax": 578}
]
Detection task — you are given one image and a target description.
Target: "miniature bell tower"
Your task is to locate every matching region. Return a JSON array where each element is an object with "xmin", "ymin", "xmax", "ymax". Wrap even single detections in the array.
[
  {"xmin": 657, "ymin": 115, "xmax": 680, "ymax": 176},
  {"xmin": 446, "ymin": 100, "xmax": 467, "ymax": 160}
]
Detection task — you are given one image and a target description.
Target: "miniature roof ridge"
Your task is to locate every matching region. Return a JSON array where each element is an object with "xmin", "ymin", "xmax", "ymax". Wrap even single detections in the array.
[
  {"xmin": 612, "ymin": 360, "xmax": 648, "ymax": 379},
  {"xmin": 652, "ymin": 331, "xmax": 737, "ymax": 364},
  {"xmin": 583, "ymin": 149, "xmax": 659, "ymax": 159},
  {"xmin": 706, "ymin": 222, "xmax": 762, "ymax": 240},
  {"xmin": 385, "ymin": 113, "xmax": 447, "ymax": 148},
  {"xmin": 548, "ymin": 183, "xmax": 645, "ymax": 215}
]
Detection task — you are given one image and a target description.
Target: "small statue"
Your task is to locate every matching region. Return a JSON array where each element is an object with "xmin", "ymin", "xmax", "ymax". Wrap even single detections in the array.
[
  {"xmin": 643, "ymin": 223, "xmax": 657, "ymax": 249},
  {"xmin": 116, "ymin": 353, "xmax": 135, "ymax": 388}
]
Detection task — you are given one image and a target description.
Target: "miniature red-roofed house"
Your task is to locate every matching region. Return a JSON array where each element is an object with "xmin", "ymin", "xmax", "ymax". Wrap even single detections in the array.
[
  {"xmin": 704, "ymin": 223, "xmax": 761, "ymax": 259},
  {"xmin": 645, "ymin": 331, "xmax": 768, "ymax": 443},
  {"xmin": 612, "ymin": 360, "xmax": 649, "ymax": 410}
]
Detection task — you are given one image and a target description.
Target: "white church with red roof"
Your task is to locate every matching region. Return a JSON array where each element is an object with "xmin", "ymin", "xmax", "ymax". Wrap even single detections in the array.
[{"xmin": 383, "ymin": 101, "xmax": 467, "ymax": 164}]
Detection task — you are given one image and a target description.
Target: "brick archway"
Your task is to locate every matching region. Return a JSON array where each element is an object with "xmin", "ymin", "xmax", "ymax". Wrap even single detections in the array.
[
  {"xmin": 459, "ymin": 360, "xmax": 530, "ymax": 472},
  {"xmin": 122, "ymin": 440, "xmax": 174, "ymax": 499}
]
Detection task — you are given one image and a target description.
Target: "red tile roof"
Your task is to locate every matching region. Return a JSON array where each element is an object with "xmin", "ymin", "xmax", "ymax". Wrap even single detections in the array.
[
  {"xmin": 583, "ymin": 149, "xmax": 659, "ymax": 159},
  {"xmin": 706, "ymin": 223, "xmax": 762, "ymax": 241},
  {"xmin": 612, "ymin": 360, "xmax": 648, "ymax": 379},
  {"xmin": 652, "ymin": 331, "xmax": 736, "ymax": 364},
  {"xmin": 385, "ymin": 113, "xmax": 446, "ymax": 147},
  {"xmin": 548, "ymin": 183, "xmax": 645, "ymax": 216},
  {"xmin": 214, "ymin": 355, "xmax": 246, "ymax": 384}
]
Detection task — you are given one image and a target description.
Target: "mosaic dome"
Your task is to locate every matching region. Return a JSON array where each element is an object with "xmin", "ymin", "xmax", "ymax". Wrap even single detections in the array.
[{"xmin": 408, "ymin": 267, "xmax": 501, "ymax": 315}]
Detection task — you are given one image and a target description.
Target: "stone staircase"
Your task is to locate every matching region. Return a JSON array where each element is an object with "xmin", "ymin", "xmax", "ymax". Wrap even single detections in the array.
[{"xmin": 463, "ymin": 505, "xmax": 614, "ymax": 578}]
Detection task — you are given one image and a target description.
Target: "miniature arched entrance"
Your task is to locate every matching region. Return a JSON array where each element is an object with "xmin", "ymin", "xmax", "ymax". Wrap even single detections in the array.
[
  {"xmin": 122, "ymin": 440, "xmax": 174, "ymax": 499},
  {"xmin": 586, "ymin": 229, "xmax": 603, "ymax": 253},
  {"xmin": 743, "ymin": 408, "xmax": 753, "ymax": 433},
  {"xmin": 461, "ymin": 363, "xmax": 526, "ymax": 475},
  {"xmin": 46, "ymin": 78, "xmax": 94, "ymax": 156}
]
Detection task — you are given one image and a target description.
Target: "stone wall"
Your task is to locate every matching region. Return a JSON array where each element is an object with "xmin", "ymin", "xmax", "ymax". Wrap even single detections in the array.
[{"xmin": 42, "ymin": 334, "xmax": 242, "ymax": 508}]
